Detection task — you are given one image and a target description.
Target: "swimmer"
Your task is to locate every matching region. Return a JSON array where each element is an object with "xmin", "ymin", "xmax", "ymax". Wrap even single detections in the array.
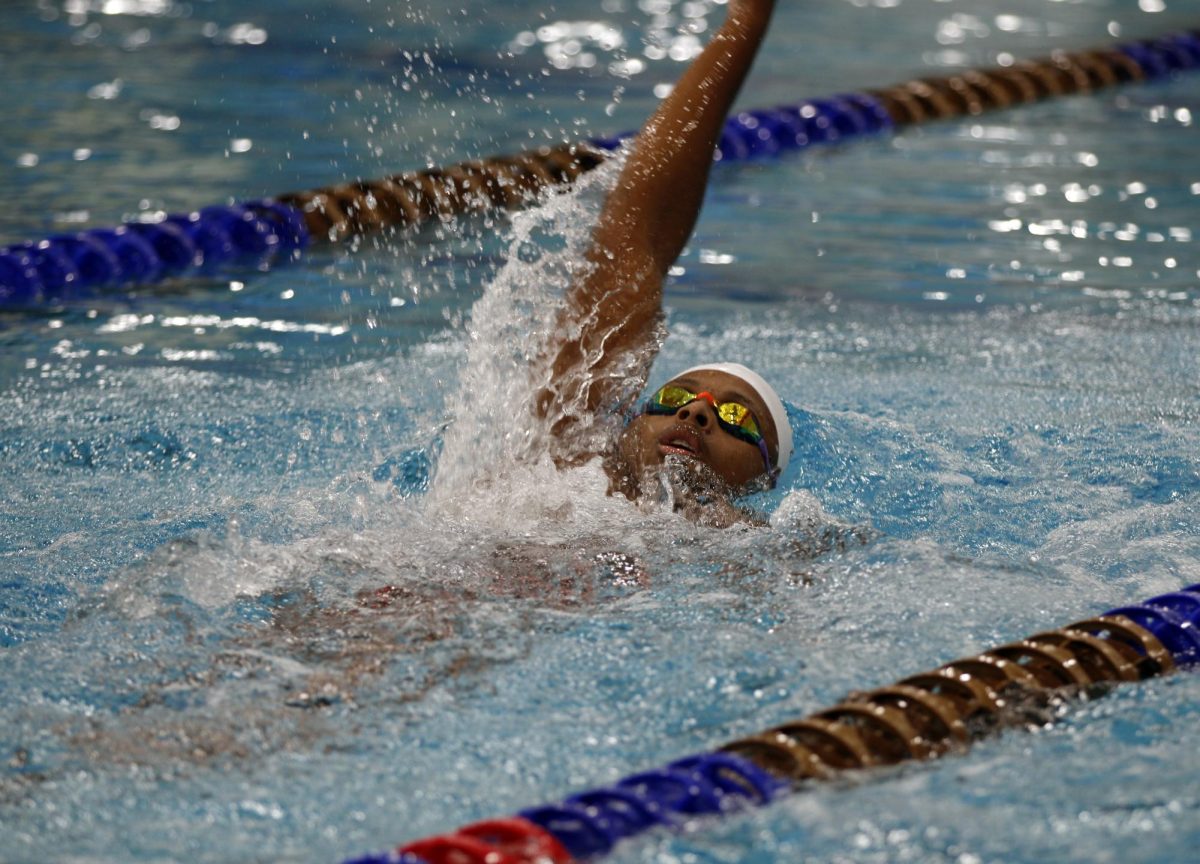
[{"xmin": 537, "ymin": 0, "xmax": 791, "ymax": 523}]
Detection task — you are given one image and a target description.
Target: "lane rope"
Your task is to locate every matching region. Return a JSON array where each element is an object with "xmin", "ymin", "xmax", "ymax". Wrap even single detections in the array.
[
  {"xmin": 343, "ymin": 582, "xmax": 1200, "ymax": 863},
  {"xmin": 1, "ymin": 30, "xmax": 1197, "ymax": 304}
]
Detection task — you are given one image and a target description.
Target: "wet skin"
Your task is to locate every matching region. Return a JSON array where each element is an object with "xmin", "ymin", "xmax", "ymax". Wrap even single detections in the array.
[{"xmin": 611, "ymin": 368, "xmax": 780, "ymax": 500}]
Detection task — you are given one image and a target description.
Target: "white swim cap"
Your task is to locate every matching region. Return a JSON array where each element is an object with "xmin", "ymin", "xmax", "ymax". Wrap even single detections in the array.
[{"xmin": 678, "ymin": 362, "xmax": 792, "ymax": 473}]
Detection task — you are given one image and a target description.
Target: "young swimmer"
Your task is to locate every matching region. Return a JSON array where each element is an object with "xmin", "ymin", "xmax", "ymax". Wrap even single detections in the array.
[{"xmin": 536, "ymin": 0, "xmax": 790, "ymax": 521}]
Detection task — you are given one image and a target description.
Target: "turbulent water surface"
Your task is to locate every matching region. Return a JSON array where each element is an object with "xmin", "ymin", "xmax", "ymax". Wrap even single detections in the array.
[{"xmin": 2, "ymin": 1, "xmax": 1199, "ymax": 862}]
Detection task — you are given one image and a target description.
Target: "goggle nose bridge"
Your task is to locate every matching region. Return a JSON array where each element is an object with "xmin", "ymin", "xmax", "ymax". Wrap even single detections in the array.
[{"xmin": 673, "ymin": 391, "xmax": 719, "ymax": 413}]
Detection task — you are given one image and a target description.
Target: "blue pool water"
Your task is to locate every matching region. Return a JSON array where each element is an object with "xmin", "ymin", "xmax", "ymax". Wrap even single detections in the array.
[{"xmin": 2, "ymin": 0, "xmax": 1199, "ymax": 862}]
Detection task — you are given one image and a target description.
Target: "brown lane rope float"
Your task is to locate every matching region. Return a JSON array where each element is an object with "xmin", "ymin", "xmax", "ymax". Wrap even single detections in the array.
[
  {"xmin": 276, "ymin": 144, "xmax": 609, "ymax": 243},
  {"xmin": 719, "ymin": 611, "xmax": 1182, "ymax": 786}
]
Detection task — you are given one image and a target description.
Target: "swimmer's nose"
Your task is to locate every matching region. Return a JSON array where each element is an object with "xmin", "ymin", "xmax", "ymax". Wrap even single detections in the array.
[{"xmin": 676, "ymin": 400, "xmax": 713, "ymax": 428}]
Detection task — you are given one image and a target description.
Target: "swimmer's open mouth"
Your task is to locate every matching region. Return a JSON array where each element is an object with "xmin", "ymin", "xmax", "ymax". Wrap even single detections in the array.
[{"xmin": 658, "ymin": 427, "xmax": 702, "ymax": 459}]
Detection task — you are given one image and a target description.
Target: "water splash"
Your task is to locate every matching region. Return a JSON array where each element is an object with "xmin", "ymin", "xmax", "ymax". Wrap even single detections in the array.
[{"xmin": 430, "ymin": 151, "xmax": 627, "ymax": 505}]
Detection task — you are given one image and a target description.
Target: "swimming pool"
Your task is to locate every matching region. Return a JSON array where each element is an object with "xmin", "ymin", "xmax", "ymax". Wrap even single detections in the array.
[{"xmin": 2, "ymin": 0, "xmax": 1199, "ymax": 861}]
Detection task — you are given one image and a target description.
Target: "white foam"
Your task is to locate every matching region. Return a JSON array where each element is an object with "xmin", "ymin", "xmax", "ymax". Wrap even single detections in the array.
[{"xmin": 431, "ymin": 151, "xmax": 627, "ymax": 499}]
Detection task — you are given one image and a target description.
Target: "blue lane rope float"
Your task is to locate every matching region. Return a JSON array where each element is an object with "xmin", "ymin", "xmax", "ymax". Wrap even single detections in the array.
[
  {"xmin": 1, "ymin": 29, "xmax": 1197, "ymax": 305},
  {"xmin": 0, "ymin": 201, "xmax": 308, "ymax": 304},
  {"xmin": 342, "ymin": 582, "xmax": 1200, "ymax": 863}
]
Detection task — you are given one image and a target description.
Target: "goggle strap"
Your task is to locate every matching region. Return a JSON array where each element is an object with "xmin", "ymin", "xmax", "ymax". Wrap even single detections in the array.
[{"xmin": 757, "ymin": 438, "xmax": 773, "ymax": 478}]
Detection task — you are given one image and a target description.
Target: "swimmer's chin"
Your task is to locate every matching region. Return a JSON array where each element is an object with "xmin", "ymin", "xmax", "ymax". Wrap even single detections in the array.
[{"xmin": 605, "ymin": 452, "xmax": 765, "ymax": 528}]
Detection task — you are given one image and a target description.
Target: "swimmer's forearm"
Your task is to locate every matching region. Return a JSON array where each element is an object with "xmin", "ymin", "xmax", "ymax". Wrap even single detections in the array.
[
  {"xmin": 627, "ymin": 0, "xmax": 776, "ymax": 265},
  {"xmin": 595, "ymin": 0, "xmax": 776, "ymax": 275}
]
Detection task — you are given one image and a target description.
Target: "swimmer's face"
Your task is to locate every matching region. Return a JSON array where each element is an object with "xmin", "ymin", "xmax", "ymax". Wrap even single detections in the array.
[{"xmin": 617, "ymin": 369, "xmax": 780, "ymax": 491}]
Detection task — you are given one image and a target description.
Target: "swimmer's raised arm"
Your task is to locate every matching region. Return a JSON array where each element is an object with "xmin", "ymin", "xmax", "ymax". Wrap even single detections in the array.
[
  {"xmin": 543, "ymin": 0, "xmax": 776, "ymax": 430},
  {"xmin": 589, "ymin": 0, "xmax": 777, "ymax": 289}
]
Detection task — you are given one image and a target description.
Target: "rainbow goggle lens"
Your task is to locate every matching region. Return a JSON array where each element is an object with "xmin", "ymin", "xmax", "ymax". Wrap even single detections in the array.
[{"xmin": 645, "ymin": 385, "xmax": 773, "ymax": 475}]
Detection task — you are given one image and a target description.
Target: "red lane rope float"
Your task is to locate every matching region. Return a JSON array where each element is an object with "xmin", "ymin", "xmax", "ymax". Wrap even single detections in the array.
[
  {"xmin": 344, "ymin": 819, "xmax": 571, "ymax": 864},
  {"xmin": 2, "ymin": 29, "xmax": 1197, "ymax": 304},
  {"xmin": 402, "ymin": 819, "xmax": 572, "ymax": 864},
  {"xmin": 342, "ymin": 583, "xmax": 1200, "ymax": 863}
]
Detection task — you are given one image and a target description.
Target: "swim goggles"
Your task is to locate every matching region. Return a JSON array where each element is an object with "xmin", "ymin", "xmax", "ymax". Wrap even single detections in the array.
[{"xmin": 645, "ymin": 384, "xmax": 773, "ymax": 476}]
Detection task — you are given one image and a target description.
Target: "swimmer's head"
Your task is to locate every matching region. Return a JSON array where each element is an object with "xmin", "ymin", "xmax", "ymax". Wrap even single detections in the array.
[{"xmin": 616, "ymin": 362, "xmax": 791, "ymax": 494}]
